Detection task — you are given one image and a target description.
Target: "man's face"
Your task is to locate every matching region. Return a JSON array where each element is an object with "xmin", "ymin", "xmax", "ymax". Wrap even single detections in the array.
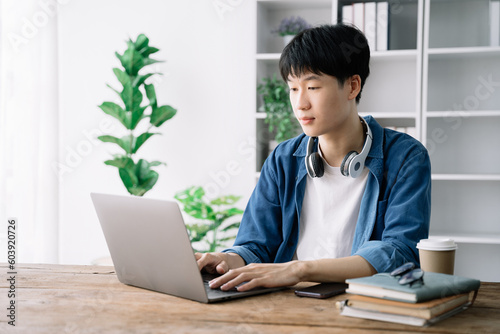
[{"xmin": 287, "ymin": 71, "xmax": 354, "ymax": 137}]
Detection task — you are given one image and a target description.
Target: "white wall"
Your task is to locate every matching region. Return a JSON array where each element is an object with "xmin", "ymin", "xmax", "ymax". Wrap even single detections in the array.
[{"xmin": 57, "ymin": 0, "xmax": 256, "ymax": 264}]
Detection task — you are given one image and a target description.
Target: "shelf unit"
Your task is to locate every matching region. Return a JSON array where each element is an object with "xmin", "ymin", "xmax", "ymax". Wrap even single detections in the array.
[
  {"xmin": 422, "ymin": 0, "xmax": 500, "ymax": 281},
  {"xmin": 255, "ymin": 0, "xmax": 500, "ymax": 281}
]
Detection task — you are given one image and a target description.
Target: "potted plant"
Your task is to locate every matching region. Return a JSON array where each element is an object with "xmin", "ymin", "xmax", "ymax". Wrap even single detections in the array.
[
  {"xmin": 97, "ymin": 34, "xmax": 177, "ymax": 196},
  {"xmin": 272, "ymin": 16, "xmax": 312, "ymax": 46},
  {"xmin": 174, "ymin": 186, "xmax": 243, "ymax": 253},
  {"xmin": 257, "ymin": 74, "xmax": 301, "ymax": 145}
]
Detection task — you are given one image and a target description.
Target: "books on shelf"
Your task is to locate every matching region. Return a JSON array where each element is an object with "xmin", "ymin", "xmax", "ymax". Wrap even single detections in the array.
[
  {"xmin": 364, "ymin": 2, "xmax": 377, "ymax": 51},
  {"xmin": 337, "ymin": 271, "xmax": 480, "ymax": 326},
  {"xmin": 491, "ymin": 0, "xmax": 500, "ymax": 47},
  {"xmin": 376, "ymin": 2, "xmax": 389, "ymax": 51},
  {"xmin": 341, "ymin": 1, "xmax": 389, "ymax": 51}
]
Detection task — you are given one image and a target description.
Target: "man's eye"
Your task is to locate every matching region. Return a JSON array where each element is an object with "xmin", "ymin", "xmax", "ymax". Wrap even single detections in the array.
[
  {"xmin": 289, "ymin": 88, "xmax": 298, "ymax": 92},
  {"xmin": 308, "ymin": 87, "xmax": 319, "ymax": 90}
]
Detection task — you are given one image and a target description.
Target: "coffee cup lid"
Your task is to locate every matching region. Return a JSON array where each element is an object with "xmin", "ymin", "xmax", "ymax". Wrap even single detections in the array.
[{"xmin": 417, "ymin": 238, "xmax": 457, "ymax": 251}]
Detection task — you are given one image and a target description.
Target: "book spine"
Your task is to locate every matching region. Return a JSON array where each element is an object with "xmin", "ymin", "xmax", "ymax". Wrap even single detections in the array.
[
  {"xmin": 491, "ymin": 0, "xmax": 500, "ymax": 47},
  {"xmin": 342, "ymin": 5, "xmax": 354, "ymax": 26},
  {"xmin": 353, "ymin": 3, "xmax": 365, "ymax": 32},
  {"xmin": 364, "ymin": 2, "xmax": 377, "ymax": 51},
  {"xmin": 376, "ymin": 2, "xmax": 389, "ymax": 51}
]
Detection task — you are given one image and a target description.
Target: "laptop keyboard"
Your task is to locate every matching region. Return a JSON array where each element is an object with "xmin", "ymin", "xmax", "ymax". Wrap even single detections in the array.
[{"xmin": 202, "ymin": 273, "xmax": 241, "ymax": 294}]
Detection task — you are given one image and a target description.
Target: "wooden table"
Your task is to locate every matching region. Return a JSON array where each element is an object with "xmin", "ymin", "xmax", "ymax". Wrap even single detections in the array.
[{"xmin": 2, "ymin": 264, "xmax": 499, "ymax": 333}]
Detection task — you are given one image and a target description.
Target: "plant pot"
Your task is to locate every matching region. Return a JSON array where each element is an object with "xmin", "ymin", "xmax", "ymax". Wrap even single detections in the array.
[{"xmin": 283, "ymin": 35, "xmax": 295, "ymax": 47}]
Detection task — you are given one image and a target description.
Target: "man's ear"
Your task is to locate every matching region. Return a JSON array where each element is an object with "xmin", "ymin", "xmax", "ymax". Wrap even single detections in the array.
[{"xmin": 347, "ymin": 75, "xmax": 362, "ymax": 101}]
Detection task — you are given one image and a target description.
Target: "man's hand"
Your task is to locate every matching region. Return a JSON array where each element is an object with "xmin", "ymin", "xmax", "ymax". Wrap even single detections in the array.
[
  {"xmin": 207, "ymin": 261, "xmax": 306, "ymax": 292},
  {"xmin": 196, "ymin": 252, "xmax": 245, "ymax": 275}
]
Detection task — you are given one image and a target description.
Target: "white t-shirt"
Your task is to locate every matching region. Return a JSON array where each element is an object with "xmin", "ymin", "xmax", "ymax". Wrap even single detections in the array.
[{"xmin": 294, "ymin": 154, "xmax": 369, "ymax": 261}]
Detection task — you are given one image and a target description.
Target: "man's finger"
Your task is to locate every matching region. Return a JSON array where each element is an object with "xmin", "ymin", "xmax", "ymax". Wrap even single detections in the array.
[
  {"xmin": 197, "ymin": 253, "xmax": 211, "ymax": 271},
  {"xmin": 216, "ymin": 262, "xmax": 228, "ymax": 275}
]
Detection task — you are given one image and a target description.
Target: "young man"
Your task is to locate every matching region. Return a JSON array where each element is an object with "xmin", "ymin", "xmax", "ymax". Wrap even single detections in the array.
[{"xmin": 197, "ymin": 24, "xmax": 431, "ymax": 292}]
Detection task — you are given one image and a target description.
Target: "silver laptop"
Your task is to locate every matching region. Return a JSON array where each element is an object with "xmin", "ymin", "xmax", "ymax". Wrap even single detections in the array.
[{"xmin": 90, "ymin": 192, "xmax": 282, "ymax": 303}]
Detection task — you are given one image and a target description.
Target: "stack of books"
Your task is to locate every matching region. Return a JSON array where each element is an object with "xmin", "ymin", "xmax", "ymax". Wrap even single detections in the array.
[{"xmin": 336, "ymin": 272, "xmax": 480, "ymax": 327}]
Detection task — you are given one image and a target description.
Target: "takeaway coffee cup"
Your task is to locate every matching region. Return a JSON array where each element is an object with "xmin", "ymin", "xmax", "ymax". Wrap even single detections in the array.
[{"xmin": 417, "ymin": 238, "xmax": 457, "ymax": 275}]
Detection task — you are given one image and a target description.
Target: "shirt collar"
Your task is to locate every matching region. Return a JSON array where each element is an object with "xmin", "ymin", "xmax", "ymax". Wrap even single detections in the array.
[{"xmin": 293, "ymin": 115, "xmax": 384, "ymax": 160}]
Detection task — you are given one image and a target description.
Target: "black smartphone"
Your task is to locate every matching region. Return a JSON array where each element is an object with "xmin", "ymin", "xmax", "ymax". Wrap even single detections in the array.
[{"xmin": 294, "ymin": 283, "xmax": 348, "ymax": 299}]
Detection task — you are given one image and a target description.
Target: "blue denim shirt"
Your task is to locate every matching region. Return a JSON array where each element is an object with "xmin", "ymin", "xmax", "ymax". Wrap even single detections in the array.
[{"xmin": 223, "ymin": 116, "xmax": 431, "ymax": 273}]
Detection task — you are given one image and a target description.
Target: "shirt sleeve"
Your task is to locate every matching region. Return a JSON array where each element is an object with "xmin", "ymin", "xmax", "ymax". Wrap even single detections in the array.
[
  {"xmin": 354, "ymin": 148, "xmax": 432, "ymax": 273},
  {"xmin": 222, "ymin": 151, "xmax": 285, "ymax": 264}
]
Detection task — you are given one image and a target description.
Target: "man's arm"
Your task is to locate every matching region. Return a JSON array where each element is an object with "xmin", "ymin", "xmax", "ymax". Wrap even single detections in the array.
[{"xmin": 207, "ymin": 255, "xmax": 376, "ymax": 292}]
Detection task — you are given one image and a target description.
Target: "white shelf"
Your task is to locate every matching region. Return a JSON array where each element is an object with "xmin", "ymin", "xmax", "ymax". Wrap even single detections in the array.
[
  {"xmin": 257, "ymin": 0, "xmax": 332, "ymax": 11},
  {"xmin": 371, "ymin": 49, "xmax": 418, "ymax": 61},
  {"xmin": 428, "ymin": 46, "xmax": 500, "ymax": 59},
  {"xmin": 432, "ymin": 174, "xmax": 500, "ymax": 181},
  {"xmin": 361, "ymin": 112, "xmax": 417, "ymax": 119},
  {"xmin": 426, "ymin": 111, "xmax": 500, "ymax": 118},
  {"xmin": 429, "ymin": 232, "xmax": 500, "ymax": 245},
  {"xmin": 256, "ymin": 53, "xmax": 281, "ymax": 61}
]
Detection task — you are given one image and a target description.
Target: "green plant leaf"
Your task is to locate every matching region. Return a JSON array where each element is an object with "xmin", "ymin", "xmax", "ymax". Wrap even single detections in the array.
[
  {"xmin": 98, "ymin": 135, "xmax": 135, "ymax": 154},
  {"xmin": 130, "ymin": 106, "xmax": 148, "ymax": 130},
  {"xmin": 137, "ymin": 169, "xmax": 158, "ymax": 194},
  {"xmin": 133, "ymin": 73, "xmax": 156, "ymax": 87},
  {"xmin": 104, "ymin": 156, "xmax": 133, "ymax": 168},
  {"xmin": 210, "ymin": 195, "xmax": 242, "ymax": 206},
  {"xmin": 218, "ymin": 235, "xmax": 239, "ymax": 242},
  {"xmin": 221, "ymin": 221, "xmax": 241, "ymax": 232},
  {"xmin": 258, "ymin": 73, "xmax": 299, "ymax": 142},
  {"xmin": 144, "ymin": 84, "xmax": 157, "ymax": 108},
  {"xmin": 142, "ymin": 57, "xmax": 162, "ymax": 68},
  {"xmin": 149, "ymin": 161, "xmax": 165, "ymax": 167},
  {"xmin": 185, "ymin": 223, "xmax": 211, "ymax": 242},
  {"xmin": 134, "ymin": 34, "xmax": 149, "ymax": 51},
  {"xmin": 220, "ymin": 208, "xmax": 244, "ymax": 217},
  {"xmin": 151, "ymin": 105, "xmax": 177, "ymax": 127},
  {"xmin": 112, "ymin": 68, "xmax": 131, "ymax": 87},
  {"xmin": 119, "ymin": 164, "xmax": 138, "ymax": 189},
  {"xmin": 98, "ymin": 102, "xmax": 129, "ymax": 128},
  {"xmin": 133, "ymin": 132, "xmax": 159, "ymax": 154},
  {"xmin": 121, "ymin": 82, "xmax": 143, "ymax": 112},
  {"xmin": 184, "ymin": 186, "xmax": 205, "ymax": 200},
  {"xmin": 117, "ymin": 159, "xmax": 159, "ymax": 196},
  {"xmin": 183, "ymin": 202, "xmax": 214, "ymax": 220},
  {"xmin": 141, "ymin": 47, "xmax": 159, "ymax": 57},
  {"xmin": 106, "ymin": 84, "xmax": 121, "ymax": 96},
  {"xmin": 115, "ymin": 47, "xmax": 143, "ymax": 76},
  {"xmin": 133, "ymin": 159, "xmax": 148, "ymax": 182}
]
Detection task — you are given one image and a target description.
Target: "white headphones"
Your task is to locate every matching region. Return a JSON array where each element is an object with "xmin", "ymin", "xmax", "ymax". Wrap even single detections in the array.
[{"xmin": 305, "ymin": 117, "xmax": 373, "ymax": 178}]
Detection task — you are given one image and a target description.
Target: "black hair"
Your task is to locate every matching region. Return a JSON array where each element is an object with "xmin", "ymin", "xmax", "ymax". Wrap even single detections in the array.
[{"xmin": 279, "ymin": 23, "xmax": 370, "ymax": 103}]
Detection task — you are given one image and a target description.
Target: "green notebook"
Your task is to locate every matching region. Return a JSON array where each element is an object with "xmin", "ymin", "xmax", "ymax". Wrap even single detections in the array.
[{"xmin": 345, "ymin": 272, "xmax": 480, "ymax": 303}]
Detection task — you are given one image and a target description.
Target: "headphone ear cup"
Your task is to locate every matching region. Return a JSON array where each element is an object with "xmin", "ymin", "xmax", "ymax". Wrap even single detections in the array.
[
  {"xmin": 309, "ymin": 152, "xmax": 324, "ymax": 178},
  {"xmin": 340, "ymin": 151, "xmax": 358, "ymax": 177}
]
